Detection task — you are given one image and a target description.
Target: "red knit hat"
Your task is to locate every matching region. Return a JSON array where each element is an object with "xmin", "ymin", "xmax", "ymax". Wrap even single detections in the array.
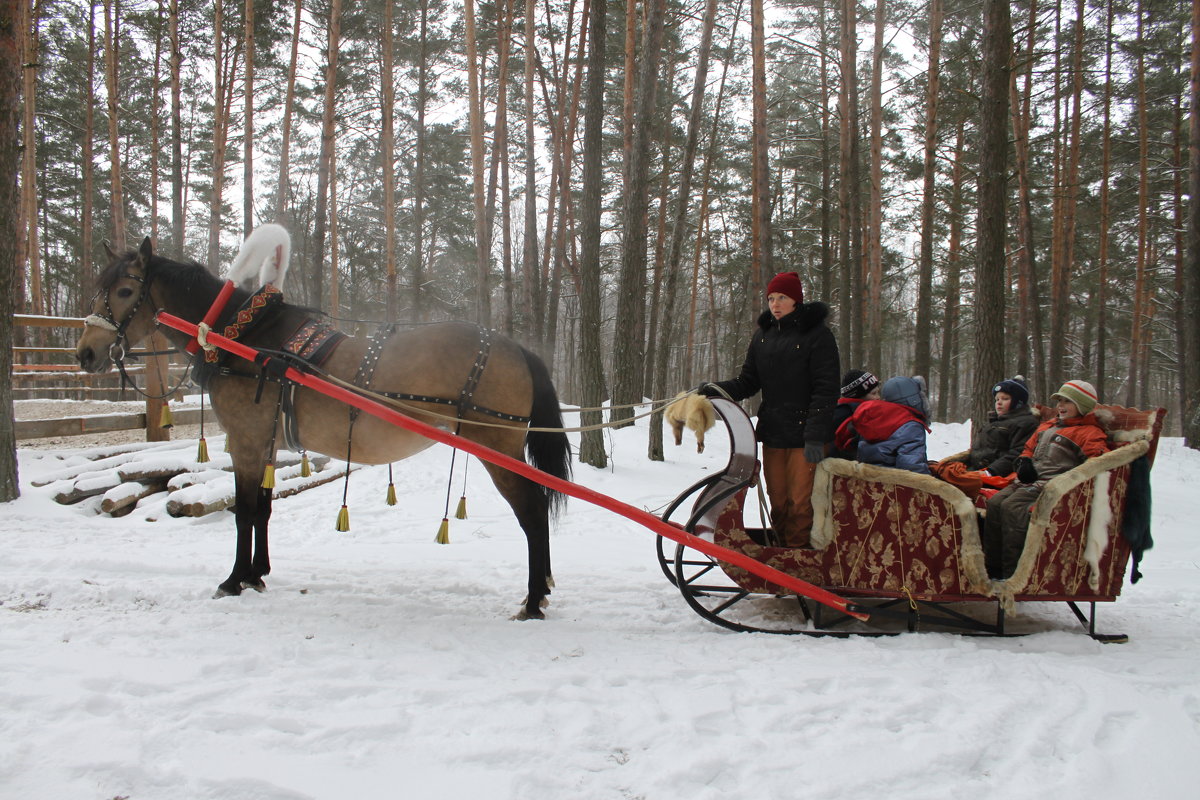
[{"xmin": 766, "ymin": 272, "xmax": 804, "ymax": 305}]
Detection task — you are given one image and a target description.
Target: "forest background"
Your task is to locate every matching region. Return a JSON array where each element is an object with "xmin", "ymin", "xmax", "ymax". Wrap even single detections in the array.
[{"xmin": 3, "ymin": 0, "xmax": 1200, "ymax": 479}]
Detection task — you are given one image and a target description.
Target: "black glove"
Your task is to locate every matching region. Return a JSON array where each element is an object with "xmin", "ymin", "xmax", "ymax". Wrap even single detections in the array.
[
  {"xmin": 804, "ymin": 442, "xmax": 826, "ymax": 465},
  {"xmin": 695, "ymin": 383, "xmax": 721, "ymax": 398},
  {"xmin": 1015, "ymin": 457, "xmax": 1038, "ymax": 484}
]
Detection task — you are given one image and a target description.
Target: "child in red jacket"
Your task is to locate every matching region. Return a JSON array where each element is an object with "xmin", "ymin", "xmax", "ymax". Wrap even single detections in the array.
[{"xmin": 982, "ymin": 380, "xmax": 1110, "ymax": 579}]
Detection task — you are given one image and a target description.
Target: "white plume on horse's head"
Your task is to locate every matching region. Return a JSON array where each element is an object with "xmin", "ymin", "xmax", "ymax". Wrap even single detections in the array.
[{"xmin": 227, "ymin": 223, "xmax": 292, "ymax": 292}]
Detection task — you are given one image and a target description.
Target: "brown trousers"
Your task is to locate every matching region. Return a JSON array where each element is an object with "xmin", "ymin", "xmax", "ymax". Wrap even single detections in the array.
[{"xmin": 761, "ymin": 445, "xmax": 820, "ymax": 547}]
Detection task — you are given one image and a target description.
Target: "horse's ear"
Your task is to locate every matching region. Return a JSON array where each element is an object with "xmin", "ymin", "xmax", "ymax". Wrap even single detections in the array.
[
  {"xmin": 102, "ymin": 240, "xmax": 116, "ymax": 261},
  {"xmin": 139, "ymin": 237, "xmax": 153, "ymax": 261}
]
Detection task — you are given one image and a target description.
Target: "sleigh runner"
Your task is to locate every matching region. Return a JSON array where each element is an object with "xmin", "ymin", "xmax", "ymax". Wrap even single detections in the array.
[{"xmin": 658, "ymin": 398, "xmax": 1163, "ymax": 640}]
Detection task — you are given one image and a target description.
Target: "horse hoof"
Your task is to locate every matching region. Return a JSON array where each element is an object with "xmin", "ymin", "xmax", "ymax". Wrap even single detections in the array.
[
  {"xmin": 213, "ymin": 584, "xmax": 241, "ymax": 599},
  {"xmin": 512, "ymin": 607, "xmax": 545, "ymax": 621},
  {"xmin": 241, "ymin": 578, "xmax": 266, "ymax": 593}
]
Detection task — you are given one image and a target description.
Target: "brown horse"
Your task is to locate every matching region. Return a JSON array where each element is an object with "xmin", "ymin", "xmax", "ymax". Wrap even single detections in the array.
[{"xmin": 75, "ymin": 238, "xmax": 571, "ymax": 620}]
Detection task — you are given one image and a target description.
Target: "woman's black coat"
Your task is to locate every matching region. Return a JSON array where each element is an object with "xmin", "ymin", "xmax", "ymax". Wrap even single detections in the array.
[{"xmin": 710, "ymin": 303, "xmax": 841, "ymax": 449}]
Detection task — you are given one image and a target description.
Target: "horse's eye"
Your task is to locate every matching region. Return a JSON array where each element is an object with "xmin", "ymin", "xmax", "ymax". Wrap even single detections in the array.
[{"xmin": 117, "ymin": 287, "xmax": 134, "ymax": 299}]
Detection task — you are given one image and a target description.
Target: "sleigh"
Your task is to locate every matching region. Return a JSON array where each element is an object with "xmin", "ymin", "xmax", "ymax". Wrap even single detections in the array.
[{"xmin": 657, "ymin": 398, "xmax": 1164, "ymax": 641}]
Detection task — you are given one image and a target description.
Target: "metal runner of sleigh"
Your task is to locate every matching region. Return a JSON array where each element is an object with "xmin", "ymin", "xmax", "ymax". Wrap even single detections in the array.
[{"xmin": 656, "ymin": 398, "xmax": 1164, "ymax": 641}]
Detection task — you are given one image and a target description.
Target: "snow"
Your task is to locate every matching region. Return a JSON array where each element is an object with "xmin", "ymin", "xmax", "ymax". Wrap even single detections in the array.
[{"xmin": 3, "ymin": 412, "xmax": 1199, "ymax": 799}]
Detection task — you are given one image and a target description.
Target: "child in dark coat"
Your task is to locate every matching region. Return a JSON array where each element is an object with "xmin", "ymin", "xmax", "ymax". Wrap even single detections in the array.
[
  {"xmin": 967, "ymin": 377, "xmax": 1041, "ymax": 477},
  {"xmin": 932, "ymin": 376, "xmax": 1041, "ymax": 498},
  {"xmin": 982, "ymin": 380, "xmax": 1110, "ymax": 579},
  {"xmin": 835, "ymin": 376, "xmax": 932, "ymax": 475}
]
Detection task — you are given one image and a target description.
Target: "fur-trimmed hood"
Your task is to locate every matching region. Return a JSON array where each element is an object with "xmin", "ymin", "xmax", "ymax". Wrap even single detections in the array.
[{"xmin": 756, "ymin": 301, "xmax": 831, "ymax": 334}]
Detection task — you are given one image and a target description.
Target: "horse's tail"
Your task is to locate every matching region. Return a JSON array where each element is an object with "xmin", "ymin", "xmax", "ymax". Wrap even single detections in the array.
[{"xmin": 521, "ymin": 347, "xmax": 571, "ymax": 517}]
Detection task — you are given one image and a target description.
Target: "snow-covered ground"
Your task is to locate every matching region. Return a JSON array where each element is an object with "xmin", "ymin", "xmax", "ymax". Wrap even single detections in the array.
[{"xmin": 3, "ymin": 408, "xmax": 1198, "ymax": 799}]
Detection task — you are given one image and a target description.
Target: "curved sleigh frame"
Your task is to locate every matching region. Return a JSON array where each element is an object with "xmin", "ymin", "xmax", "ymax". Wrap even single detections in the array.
[{"xmin": 658, "ymin": 399, "xmax": 1164, "ymax": 641}]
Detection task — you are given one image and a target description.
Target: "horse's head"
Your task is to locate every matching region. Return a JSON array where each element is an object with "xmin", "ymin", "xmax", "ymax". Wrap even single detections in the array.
[{"xmin": 75, "ymin": 237, "xmax": 160, "ymax": 373}]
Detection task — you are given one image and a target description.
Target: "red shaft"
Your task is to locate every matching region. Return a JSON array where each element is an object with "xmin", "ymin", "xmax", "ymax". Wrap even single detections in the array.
[{"xmin": 159, "ymin": 310, "xmax": 867, "ymax": 621}]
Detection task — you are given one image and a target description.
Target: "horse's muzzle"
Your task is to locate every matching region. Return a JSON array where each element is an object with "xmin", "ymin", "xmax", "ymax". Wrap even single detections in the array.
[{"xmin": 75, "ymin": 345, "xmax": 111, "ymax": 374}]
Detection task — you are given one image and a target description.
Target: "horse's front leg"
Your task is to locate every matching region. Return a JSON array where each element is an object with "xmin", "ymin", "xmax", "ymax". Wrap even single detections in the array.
[
  {"xmin": 249, "ymin": 486, "xmax": 273, "ymax": 585},
  {"xmin": 215, "ymin": 472, "xmax": 268, "ymax": 597}
]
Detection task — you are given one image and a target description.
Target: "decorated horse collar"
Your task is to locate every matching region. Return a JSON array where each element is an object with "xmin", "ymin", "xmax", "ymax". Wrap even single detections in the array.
[{"xmin": 201, "ymin": 283, "xmax": 284, "ymax": 363}]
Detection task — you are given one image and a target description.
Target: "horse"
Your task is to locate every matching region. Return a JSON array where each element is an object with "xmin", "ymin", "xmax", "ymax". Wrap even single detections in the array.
[{"xmin": 75, "ymin": 236, "xmax": 571, "ymax": 620}]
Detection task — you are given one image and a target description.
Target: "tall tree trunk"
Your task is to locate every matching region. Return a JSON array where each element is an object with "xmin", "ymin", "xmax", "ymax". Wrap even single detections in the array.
[
  {"xmin": 685, "ymin": 0, "xmax": 742, "ymax": 388},
  {"xmin": 749, "ymin": 0, "xmax": 772, "ymax": 299},
  {"xmin": 312, "ymin": 0, "xmax": 342, "ymax": 311},
  {"xmin": 818, "ymin": 1, "xmax": 833, "ymax": 304},
  {"xmin": 610, "ymin": 0, "xmax": 667, "ymax": 425},
  {"xmin": 1010, "ymin": 0, "xmax": 1046, "ymax": 398},
  {"xmin": 81, "ymin": 0, "xmax": 96, "ymax": 305},
  {"xmin": 169, "ymin": 0, "xmax": 183, "ymax": 251},
  {"xmin": 1173, "ymin": 80, "xmax": 1187, "ymax": 426},
  {"xmin": 915, "ymin": 0, "xmax": 942, "ymax": 382},
  {"xmin": 1046, "ymin": 2, "xmax": 1066, "ymax": 391},
  {"xmin": 866, "ymin": 0, "xmax": 885, "ymax": 373},
  {"xmin": 206, "ymin": 0, "xmax": 227, "ymax": 271},
  {"xmin": 242, "ymin": 0, "xmax": 255, "ymax": 236},
  {"xmin": 104, "ymin": 0, "xmax": 126, "ymax": 248},
  {"xmin": 938, "ymin": 121, "xmax": 966, "ymax": 421},
  {"xmin": 1058, "ymin": 0, "xmax": 1085, "ymax": 382},
  {"xmin": 577, "ymin": 0, "xmax": 609, "ymax": 468},
  {"xmin": 1097, "ymin": 0, "xmax": 1114, "ymax": 401},
  {"xmin": 412, "ymin": 0, "xmax": 429, "ymax": 321},
  {"xmin": 381, "ymin": 0, "xmax": 397, "ymax": 318},
  {"xmin": 1, "ymin": 0, "xmax": 20, "ymax": 501},
  {"xmin": 522, "ymin": 0, "xmax": 541, "ymax": 350},
  {"xmin": 464, "ymin": 0, "xmax": 491, "ymax": 325},
  {"xmin": 649, "ymin": 0, "xmax": 719, "ymax": 461},
  {"xmin": 837, "ymin": 0, "xmax": 862, "ymax": 365},
  {"xmin": 22, "ymin": 1, "xmax": 39, "ymax": 315},
  {"xmin": 493, "ymin": 0, "xmax": 515, "ymax": 335},
  {"xmin": 1186, "ymin": 0, "xmax": 1200, "ymax": 447},
  {"xmin": 275, "ymin": 0, "xmax": 302, "ymax": 228},
  {"xmin": 974, "ymin": 0, "xmax": 1012, "ymax": 429},
  {"xmin": 150, "ymin": 5, "xmax": 163, "ymax": 244},
  {"xmin": 1128, "ymin": 1, "xmax": 1149, "ymax": 407}
]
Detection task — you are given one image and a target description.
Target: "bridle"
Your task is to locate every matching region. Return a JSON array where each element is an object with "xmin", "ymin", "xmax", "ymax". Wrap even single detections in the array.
[
  {"xmin": 83, "ymin": 266, "xmax": 188, "ymax": 400},
  {"xmin": 83, "ymin": 268, "xmax": 152, "ymax": 365}
]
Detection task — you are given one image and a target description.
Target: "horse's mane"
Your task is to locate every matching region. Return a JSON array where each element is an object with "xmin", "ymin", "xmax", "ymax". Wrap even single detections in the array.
[{"xmin": 97, "ymin": 248, "xmax": 220, "ymax": 297}]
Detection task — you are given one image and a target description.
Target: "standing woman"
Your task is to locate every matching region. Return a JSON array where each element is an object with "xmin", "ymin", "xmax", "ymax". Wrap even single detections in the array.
[{"xmin": 698, "ymin": 272, "xmax": 841, "ymax": 547}]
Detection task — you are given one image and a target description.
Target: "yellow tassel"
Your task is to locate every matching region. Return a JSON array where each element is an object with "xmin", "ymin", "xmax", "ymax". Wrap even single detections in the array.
[
  {"xmin": 386, "ymin": 483, "xmax": 397, "ymax": 506},
  {"xmin": 196, "ymin": 437, "xmax": 210, "ymax": 463},
  {"xmin": 300, "ymin": 452, "xmax": 312, "ymax": 478},
  {"xmin": 335, "ymin": 505, "xmax": 350, "ymax": 532},
  {"xmin": 435, "ymin": 517, "xmax": 450, "ymax": 544},
  {"xmin": 454, "ymin": 495, "xmax": 468, "ymax": 519},
  {"xmin": 160, "ymin": 404, "xmax": 174, "ymax": 428},
  {"xmin": 261, "ymin": 463, "xmax": 276, "ymax": 489}
]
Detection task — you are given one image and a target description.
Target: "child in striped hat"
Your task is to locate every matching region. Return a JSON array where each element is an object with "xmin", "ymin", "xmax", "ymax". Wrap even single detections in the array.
[{"xmin": 982, "ymin": 379, "xmax": 1110, "ymax": 579}]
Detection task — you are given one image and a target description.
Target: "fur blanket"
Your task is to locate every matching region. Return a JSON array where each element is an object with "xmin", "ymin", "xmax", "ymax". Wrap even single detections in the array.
[{"xmin": 664, "ymin": 392, "xmax": 717, "ymax": 453}]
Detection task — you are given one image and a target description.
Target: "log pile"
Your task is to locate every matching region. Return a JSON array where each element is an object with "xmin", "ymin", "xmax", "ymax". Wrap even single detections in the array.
[{"xmin": 36, "ymin": 437, "xmax": 345, "ymax": 518}]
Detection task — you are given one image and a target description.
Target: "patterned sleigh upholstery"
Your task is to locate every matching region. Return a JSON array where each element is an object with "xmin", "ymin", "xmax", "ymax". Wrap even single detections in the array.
[{"xmin": 711, "ymin": 404, "xmax": 1164, "ymax": 611}]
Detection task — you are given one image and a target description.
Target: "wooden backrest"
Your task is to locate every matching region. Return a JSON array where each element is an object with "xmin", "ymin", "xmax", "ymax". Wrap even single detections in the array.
[{"xmin": 686, "ymin": 398, "xmax": 759, "ymax": 535}]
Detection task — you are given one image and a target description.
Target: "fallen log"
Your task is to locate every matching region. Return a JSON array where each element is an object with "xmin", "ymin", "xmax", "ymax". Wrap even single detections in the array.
[
  {"xmin": 101, "ymin": 481, "xmax": 168, "ymax": 515},
  {"xmin": 52, "ymin": 469, "xmax": 123, "ymax": 504}
]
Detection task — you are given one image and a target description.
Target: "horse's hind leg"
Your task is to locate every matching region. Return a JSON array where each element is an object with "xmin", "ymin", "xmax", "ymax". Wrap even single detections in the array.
[{"xmin": 481, "ymin": 461, "xmax": 553, "ymax": 620}]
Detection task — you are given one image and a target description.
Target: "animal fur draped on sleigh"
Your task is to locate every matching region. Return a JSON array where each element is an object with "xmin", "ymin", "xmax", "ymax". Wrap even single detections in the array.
[{"xmin": 665, "ymin": 392, "xmax": 717, "ymax": 453}]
